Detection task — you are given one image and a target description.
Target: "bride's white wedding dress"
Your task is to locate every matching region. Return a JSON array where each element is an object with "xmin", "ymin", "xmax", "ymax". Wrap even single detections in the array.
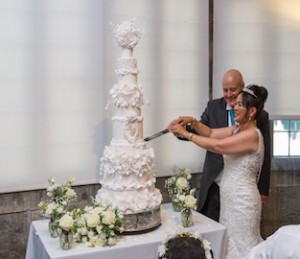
[{"xmin": 219, "ymin": 127, "xmax": 264, "ymax": 259}]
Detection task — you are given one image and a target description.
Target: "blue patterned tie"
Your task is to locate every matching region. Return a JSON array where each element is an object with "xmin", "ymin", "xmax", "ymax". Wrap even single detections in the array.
[{"xmin": 229, "ymin": 109, "xmax": 235, "ymax": 125}]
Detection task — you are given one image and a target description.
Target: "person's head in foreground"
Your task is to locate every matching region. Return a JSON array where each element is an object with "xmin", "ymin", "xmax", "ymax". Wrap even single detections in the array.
[{"xmin": 158, "ymin": 231, "xmax": 213, "ymax": 259}]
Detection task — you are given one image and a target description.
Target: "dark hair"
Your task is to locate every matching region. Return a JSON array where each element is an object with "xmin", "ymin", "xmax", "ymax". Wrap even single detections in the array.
[
  {"xmin": 240, "ymin": 84, "xmax": 268, "ymax": 118},
  {"xmin": 158, "ymin": 234, "xmax": 213, "ymax": 259}
]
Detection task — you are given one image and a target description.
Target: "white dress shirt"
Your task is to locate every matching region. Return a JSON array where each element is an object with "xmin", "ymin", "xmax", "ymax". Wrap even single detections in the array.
[{"xmin": 246, "ymin": 224, "xmax": 300, "ymax": 259}]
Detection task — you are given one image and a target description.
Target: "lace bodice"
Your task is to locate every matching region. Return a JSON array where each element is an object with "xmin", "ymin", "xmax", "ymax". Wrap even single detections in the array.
[{"xmin": 219, "ymin": 127, "xmax": 264, "ymax": 259}]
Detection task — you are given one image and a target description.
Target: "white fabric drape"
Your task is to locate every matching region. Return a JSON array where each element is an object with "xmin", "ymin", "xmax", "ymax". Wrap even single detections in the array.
[{"xmin": 0, "ymin": 0, "xmax": 208, "ymax": 192}]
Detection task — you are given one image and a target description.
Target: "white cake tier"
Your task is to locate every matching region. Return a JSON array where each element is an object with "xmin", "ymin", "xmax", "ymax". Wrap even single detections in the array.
[
  {"xmin": 100, "ymin": 141, "xmax": 155, "ymax": 182},
  {"xmin": 116, "ymin": 57, "xmax": 138, "ymax": 76},
  {"xmin": 112, "ymin": 114, "xmax": 143, "ymax": 143},
  {"xmin": 100, "ymin": 172, "xmax": 155, "ymax": 190},
  {"xmin": 110, "ymin": 82, "xmax": 144, "ymax": 108},
  {"xmin": 95, "ymin": 185, "xmax": 162, "ymax": 214}
]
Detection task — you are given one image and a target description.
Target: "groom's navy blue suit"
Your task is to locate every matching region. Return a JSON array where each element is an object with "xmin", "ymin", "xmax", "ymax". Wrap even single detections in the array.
[{"xmin": 196, "ymin": 97, "xmax": 271, "ymax": 222}]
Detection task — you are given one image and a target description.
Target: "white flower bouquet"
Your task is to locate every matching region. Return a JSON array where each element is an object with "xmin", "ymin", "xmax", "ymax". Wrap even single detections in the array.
[
  {"xmin": 180, "ymin": 189, "xmax": 197, "ymax": 213},
  {"xmin": 71, "ymin": 201, "xmax": 124, "ymax": 247},
  {"xmin": 165, "ymin": 167, "xmax": 195, "ymax": 205},
  {"xmin": 38, "ymin": 177, "xmax": 77, "ymax": 221}
]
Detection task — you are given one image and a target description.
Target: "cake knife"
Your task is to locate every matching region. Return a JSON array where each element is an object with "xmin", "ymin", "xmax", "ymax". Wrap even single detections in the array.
[{"xmin": 144, "ymin": 129, "xmax": 169, "ymax": 141}]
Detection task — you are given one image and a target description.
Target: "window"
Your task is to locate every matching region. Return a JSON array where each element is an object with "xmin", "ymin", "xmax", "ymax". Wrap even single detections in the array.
[{"xmin": 273, "ymin": 119, "xmax": 300, "ymax": 156}]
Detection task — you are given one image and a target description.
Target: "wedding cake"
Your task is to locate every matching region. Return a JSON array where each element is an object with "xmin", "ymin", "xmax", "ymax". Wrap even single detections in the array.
[{"xmin": 96, "ymin": 19, "xmax": 162, "ymax": 232}]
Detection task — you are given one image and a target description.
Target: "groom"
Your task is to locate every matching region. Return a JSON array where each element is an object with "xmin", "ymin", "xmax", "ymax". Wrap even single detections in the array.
[{"xmin": 195, "ymin": 69, "xmax": 271, "ymax": 222}]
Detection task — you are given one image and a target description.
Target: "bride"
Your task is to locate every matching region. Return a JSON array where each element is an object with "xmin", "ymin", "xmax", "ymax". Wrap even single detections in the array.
[{"xmin": 167, "ymin": 84, "xmax": 268, "ymax": 259}]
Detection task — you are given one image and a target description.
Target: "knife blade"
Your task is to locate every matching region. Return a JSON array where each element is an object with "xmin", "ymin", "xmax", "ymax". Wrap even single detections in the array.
[{"xmin": 144, "ymin": 128, "xmax": 169, "ymax": 141}]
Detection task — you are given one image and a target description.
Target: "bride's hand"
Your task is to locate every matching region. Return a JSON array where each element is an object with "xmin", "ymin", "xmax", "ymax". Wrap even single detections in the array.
[
  {"xmin": 177, "ymin": 116, "xmax": 194, "ymax": 126},
  {"xmin": 167, "ymin": 119, "xmax": 186, "ymax": 136}
]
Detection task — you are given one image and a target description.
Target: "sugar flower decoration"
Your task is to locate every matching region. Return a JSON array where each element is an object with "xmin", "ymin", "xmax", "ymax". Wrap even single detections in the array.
[{"xmin": 113, "ymin": 18, "xmax": 142, "ymax": 49}]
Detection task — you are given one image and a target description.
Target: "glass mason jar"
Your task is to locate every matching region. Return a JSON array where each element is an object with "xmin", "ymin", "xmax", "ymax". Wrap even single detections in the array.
[
  {"xmin": 172, "ymin": 198, "xmax": 183, "ymax": 212},
  {"xmin": 181, "ymin": 209, "xmax": 193, "ymax": 227},
  {"xmin": 59, "ymin": 230, "xmax": 73, "ymax": 250},
  {"xmin": 48, "ymin": 218, "xmax": 60, "ymax": 238}
]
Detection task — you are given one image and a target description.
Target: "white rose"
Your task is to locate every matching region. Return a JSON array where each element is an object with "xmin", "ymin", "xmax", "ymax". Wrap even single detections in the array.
[
  {"xmin": 76, "ymin": 216, "xmax": 86, "ymax": 227},
  {"xmin": 45, "ymin": 202, "xmax": 57, "ymax": 216},
  {"xmin": 59, "ymin": 214, "xmax": 74, "ymax": 231},
  {"xmin": 176, "ymin": 177, "xmax": 188, "ymax": 190},
  {"xmin": 56, "ymin": 206, "xmax": 64, "ymax": 214},
  {"xmin": 96, "ymin": 225, "xmax": 103, "ymax": 233},
  {"xmin": 184, "ymin": 195, "xmax": 197, "ymax": 209},
  {"xmin": 88, "ymin": 236, "xmax": 98, "ymax": 247},
  {"xmin": 80, "ymin": 227, "xmax": 88, "ymax": 235},
  {"xmin": 178, "ymin": 194, "xmax": 185, "ymax": 201},
  {"xmin": 86, "ymin": 214, "xmax": 100, "ymax": 228},
  {"xmin": 65, "ymin": 189, "xmax": 76, "ymax": 199},
  {"xmin": 88, "ymin": 230, "xmax": 95, "ymax": 238},
  {"xmin": 102, "ymin": 210, "xmax": 116, "ymax": 225},
  {"xmin": 90, "ymin": 207, "xmax": 103, "ymax": 215},
  {"xmin": 108, "ymin": 237, "xmax": 117, "ymax": 246},
  {"xmin": 67, "ymin": 177, "xmax": 75, "ymax": 184},
  {"xmin": 89, "ymin": 236, "xmax": 105, "ymax": 247},
  {"xmin": 84, "ymin": 206, "xmax": 93, "ymax": 213}
]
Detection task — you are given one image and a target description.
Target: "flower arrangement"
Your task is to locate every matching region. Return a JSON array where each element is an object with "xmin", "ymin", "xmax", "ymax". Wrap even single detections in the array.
[
  {"xmin": 158, "ymin": 229, "xmax": 213, "ymax": 259},
  {"xmin": 38, "ymin": 178, "xmax": 124, "ymax": 248},
  {"xmin": 58, "ymin": 212, "xmax": 74, "ymax": 250},
  {"xmin": 165, "ymin": 167, "xmax": 192, "ymax": 197},
  {"xmin": 38, "ymin": 177, "xmax": 77, "ymax": 221},
  {"xmin": 180, "ymin": 189, "xmax": 197, "ymax": 213},
  {"xmin": 71, "ymin": 200, "xmax": 124, "ymax": 247},
  {"xmin": 165, "ymin": 167, "xmax": 196, "ymax": 210}
]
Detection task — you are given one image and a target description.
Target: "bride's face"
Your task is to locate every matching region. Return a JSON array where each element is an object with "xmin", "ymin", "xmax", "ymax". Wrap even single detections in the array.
[{"xmin": 233, "ymin": 94, "xmax": 248, "ymax": 124}]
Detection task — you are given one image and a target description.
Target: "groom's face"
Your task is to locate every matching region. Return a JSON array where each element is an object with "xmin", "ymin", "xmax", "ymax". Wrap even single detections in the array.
[
  {"xmin": 223, "ymin": 83, "xmax": 243, "ymax": 108},
  {"xmin": 222, "ymin": 71, "xmax": 244, "ymax": 108}
]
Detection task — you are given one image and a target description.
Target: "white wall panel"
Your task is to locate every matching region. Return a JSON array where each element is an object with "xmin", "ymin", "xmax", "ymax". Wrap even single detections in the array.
[{"xmin": 0, "ymin": 0, "xmax": 208, "ymax": 192}]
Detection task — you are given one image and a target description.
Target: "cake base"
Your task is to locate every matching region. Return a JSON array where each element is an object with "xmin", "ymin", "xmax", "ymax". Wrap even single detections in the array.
[{"xmin": 121, "ymin": 206, "xmax": 161, "ymax": 234}]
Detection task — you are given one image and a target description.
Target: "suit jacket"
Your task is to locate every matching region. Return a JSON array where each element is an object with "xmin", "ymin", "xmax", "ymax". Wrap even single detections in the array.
[{"xmin": 197, "ymin": 97, "xmax": 271, "ymax": 211}]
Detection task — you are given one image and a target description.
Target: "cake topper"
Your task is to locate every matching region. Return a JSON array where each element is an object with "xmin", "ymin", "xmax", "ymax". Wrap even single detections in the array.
[{"xmin": 113, "ymin": 18, "xmax": 142, "ymax": 49}]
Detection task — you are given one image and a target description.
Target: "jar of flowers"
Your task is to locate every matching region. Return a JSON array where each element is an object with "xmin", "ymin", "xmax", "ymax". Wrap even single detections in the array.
[
  {"xmin": 180, "ymin": 189, "xmax": 197, "ymax": 227},
  {"xmin": 38, "ymin": 177, "xmax": 77, "ymax": 237},
  {"xmin": 59, "ymin": 212, "xmax": 74, "ymax": 250},
  {"xmin": 165, "ymin": 167, "xmax": 193, "ymax": 212}
]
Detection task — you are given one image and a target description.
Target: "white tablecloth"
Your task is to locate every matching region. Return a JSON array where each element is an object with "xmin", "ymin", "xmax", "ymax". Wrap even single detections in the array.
[{"xmin": 26, "ymin": 203, "xmax": 226, "ymax": 259}]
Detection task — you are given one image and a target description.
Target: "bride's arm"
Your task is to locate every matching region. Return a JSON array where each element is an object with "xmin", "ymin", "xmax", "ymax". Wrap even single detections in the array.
[
  {"xmin": 177, "ymin": 116, "xmax": 234, "ymax": 139},
  {"xmin": 187, "ymin": 128, "xmax": 259, "ymax": 155}
]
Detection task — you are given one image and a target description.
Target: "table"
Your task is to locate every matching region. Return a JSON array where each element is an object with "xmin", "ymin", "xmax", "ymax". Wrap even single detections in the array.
[{"xmin": 26, "ymin": 203, "xmax": 226, "ymax": 259}]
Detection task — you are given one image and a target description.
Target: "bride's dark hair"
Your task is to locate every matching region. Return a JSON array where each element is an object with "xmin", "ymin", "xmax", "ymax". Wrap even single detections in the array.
[{"xmin": 240, "ymin": 84, "xmax": 268, "ymax": 118}]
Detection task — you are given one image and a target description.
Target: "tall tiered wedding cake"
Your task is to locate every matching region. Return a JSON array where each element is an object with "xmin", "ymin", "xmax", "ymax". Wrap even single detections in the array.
[{"xmin": 96, "ymin": 19, "xmax": 162, "ymax": 232}]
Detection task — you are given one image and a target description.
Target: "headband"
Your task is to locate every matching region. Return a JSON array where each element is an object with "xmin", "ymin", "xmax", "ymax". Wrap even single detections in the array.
[{"xmin": 242, "ymin": 88, "xmax": 257, "ymax": 98}]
